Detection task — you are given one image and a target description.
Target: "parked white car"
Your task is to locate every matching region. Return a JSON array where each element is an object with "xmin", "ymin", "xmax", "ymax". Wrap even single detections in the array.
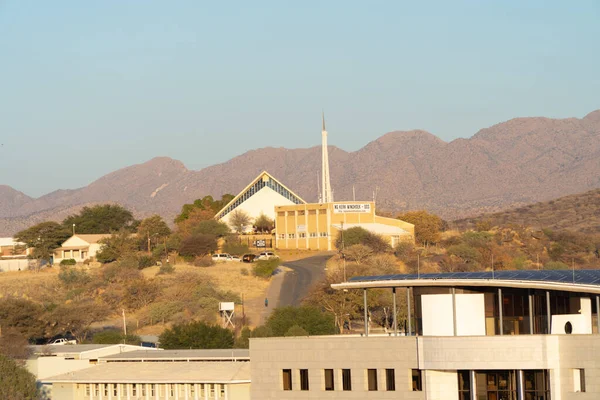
[
  {"xmin": 49, "ymin": 338, "xmax": 77, "ymax": 345},
  {"xmin": 257, "ymin": 252, "xmax": 278, "ymax": 260},
  {"xmin": 211, "ymin": 253, "xmax": 232, "ymax": 262}
]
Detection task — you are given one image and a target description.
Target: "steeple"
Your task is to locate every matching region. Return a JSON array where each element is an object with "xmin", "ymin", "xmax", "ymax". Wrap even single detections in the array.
[{"xmin": 321, "ymin": 112, "xmax": 333, "ymax": 203}]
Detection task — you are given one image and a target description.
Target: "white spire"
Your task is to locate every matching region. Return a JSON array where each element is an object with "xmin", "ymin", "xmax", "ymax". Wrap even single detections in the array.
[{"xmin": 321, "ymin": 112, "xmax": 333, "ymax": 203}]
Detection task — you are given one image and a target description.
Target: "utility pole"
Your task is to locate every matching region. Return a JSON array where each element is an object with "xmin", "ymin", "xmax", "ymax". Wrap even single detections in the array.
[
  {"xmin": 341, "ymin": 221, "xmax": 346, "ymax": 281},
  {"xmin": 122, "ymin": 309, "xmax": 127, "ymax": 336}
]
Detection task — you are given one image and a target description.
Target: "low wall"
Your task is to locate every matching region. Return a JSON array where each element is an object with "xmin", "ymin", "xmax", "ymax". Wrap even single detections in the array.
[{"xmin": 0, "ymin": 258, "xmax": 33, "ymax": 272}]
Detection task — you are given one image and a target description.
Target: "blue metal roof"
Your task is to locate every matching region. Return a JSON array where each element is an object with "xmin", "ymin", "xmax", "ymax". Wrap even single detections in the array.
[{"xmin": 349, "ymin": 270, "xmax": 600, "ymax": 286}]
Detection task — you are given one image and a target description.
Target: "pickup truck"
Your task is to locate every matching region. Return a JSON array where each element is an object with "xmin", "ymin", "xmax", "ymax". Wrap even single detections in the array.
[{"xmin": 49, "ymin": 338, "xmax": 77, "ymax": 345}]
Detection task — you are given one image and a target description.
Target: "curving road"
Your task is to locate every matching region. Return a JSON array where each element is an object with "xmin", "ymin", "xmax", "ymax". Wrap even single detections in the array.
[{"xmin": 277, "ymin": 254, "xmax": 332, "ymax": 307}]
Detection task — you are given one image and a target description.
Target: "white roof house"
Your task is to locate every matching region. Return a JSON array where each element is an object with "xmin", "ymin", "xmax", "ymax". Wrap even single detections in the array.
[
  {"xmin": 215, "ymin": 171, "xmax": 306, "ymax": 231},
  {"xmin": 53, "ymin": 234, "xmax": 111, "ymax": 264}
]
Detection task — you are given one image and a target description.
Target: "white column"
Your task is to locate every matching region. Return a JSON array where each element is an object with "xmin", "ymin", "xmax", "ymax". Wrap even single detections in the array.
[
  {"xmin": 224, "ymin": 385, "xmax": 228, "ymax": 400},
  {"xmin": 194, "ymin": 384, "xmax": 199, "ymax": 400},
  {"xmin": 284, "ymin": 211, "xmax": 288, "ymax": 248},
  {"xmin": 452, "ymin": 287, "xmax": 457, "ymax": 336},
  {"xmin": 517, "ymin": 370, "xmax": 524, "ymax": 400},
  {"xmin": 294, "ymin": 211, "xmax": 298, "ymax": 248},
  {"xmin": 204, "ymin": 384, "xmax": 209, "ymax": 400},
  {"xmin": 146, "ymin": 383, "xmax": 150, "ymax": 400},
  {"xmin": 185, "ymin": 384, "xmax": 189, "ymax": 400},
  {"xmin": 175, "ymin": 383, "xmax": 180, "ymax": 400},
  {"xmin": 326, "ymin": 206, "xmax": 332, "ymax": 251},
  {"xmin": 407, "ymin": 287, "xmax": 412, "ymax": 336},
  {"xmin": 315, "ymin": 209, "xmax": 320, "ymax": 250},
  {"xmin": 470, "ymin": 370, "xmax": 477, "ymax": 400},
  {"xmin": 546, "ymin": 291, "xmax": 552, "ymax": 334},
  {"xmin": 304, "ymin": 206, "xmax": 309, "ymax": 248},
  {"xmin": 127, "ymin": 384, "xmax": 131, "ymax": 400}
]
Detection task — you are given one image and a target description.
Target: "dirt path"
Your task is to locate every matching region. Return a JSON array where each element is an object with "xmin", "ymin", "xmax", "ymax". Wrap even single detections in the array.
[{"xmin": 243, "ymin": 266, "xmax": 290, "ymax": 327}]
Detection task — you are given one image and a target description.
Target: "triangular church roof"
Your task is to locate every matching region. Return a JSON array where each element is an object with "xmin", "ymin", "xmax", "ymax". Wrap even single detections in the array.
[{"xmin": 215, "ymin": 171, "xmax": 306, "ymax": 220}]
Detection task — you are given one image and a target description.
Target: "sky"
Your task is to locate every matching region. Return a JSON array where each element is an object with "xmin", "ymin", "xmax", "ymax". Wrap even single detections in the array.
[{"xmin": 1, "ymin": 1, "xmax": 599, "ymax": 197}]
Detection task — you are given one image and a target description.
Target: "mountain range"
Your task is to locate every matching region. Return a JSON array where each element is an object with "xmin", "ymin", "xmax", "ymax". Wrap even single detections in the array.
[{"xmin": 1, "ymin": 110, "xmax": 599, "ymax": 236}]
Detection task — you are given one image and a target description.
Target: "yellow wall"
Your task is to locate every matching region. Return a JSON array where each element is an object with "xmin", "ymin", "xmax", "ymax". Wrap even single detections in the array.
[{"xmin": 275, "ymin": 202, "xmax": 414, "ymax": 251}]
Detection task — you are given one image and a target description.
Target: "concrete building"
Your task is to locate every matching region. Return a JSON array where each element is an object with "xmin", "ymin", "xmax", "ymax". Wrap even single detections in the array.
[
  {"xmin": 0, "ymin": 237, "xmax": 29, "ymax": 257},
  {"xmin": 215, "ymin": 171, "xmax": 306, "ymax": 232},
  {"xmin": 44, "ymin": 349, "xmax": 250, "ymax": 400},
  {"xmin": 274, "ymin": 201, "xmax": 415, "ymax": 251},
  {"xmin": 53, "ymin": 234, "xmax": 111, "ymax": 264},
  {"xmin": 250, "ymin": 270, "xmax": 600, "ymax": 399}
]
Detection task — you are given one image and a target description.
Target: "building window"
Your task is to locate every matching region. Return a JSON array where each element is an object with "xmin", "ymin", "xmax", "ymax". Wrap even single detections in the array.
[
  {"xmin": 112, "ymin": 384, "xmax": 117, "ymax": 397},
  {"xmin": 120, "ymin": 384, "xmax": 126, "ymax": 396},
  {"xmin": 210, "ymin": 384, "xmax": 215, "ymax": 397},
  {"xmin": 300, "ymin": 369, "xmax": 309, "ymax": 391},
  {"xmin": 220, "ymin": 384, "xmax": 225, "ymax": 397},
  {"xmin": 298, "ymin": 210, "xmax": 305, "ymax": 216},
  {"xmin": 85, "ymin": 384, "xmax": 90, "ymax": 396},
  {"xmin": 324, "ymin": 369, "xmax": 335, "ymax": 391},
  {"xmin": 199, "ymin": 384, "xmax": 205, "ymax": 396},
  {"xmin": 458, "ymin": 370, "xmax": 471, "ymax": 400},
  {"xmin": 320, "ymin": 232, "xmax": 327, "ymax": 237},
  {"xmin": 94, "ymin": 384, "xmax": 99, "ymax": 397},
  {"xmin": 367, "ymin": 369, "xmax": 378, "ymax": 391},
  {"xmin": 310, "ymin": 232, "xmax": 318, "ymax": 238},
  {"xmin": 411, "ymin": 369, "xmax": 422, "ymax": 391},
  {"xmin": 150, "ymin": 384, "xmax": 155, "ymax": 396},
  {"xmin": 282, "ymin": 369, "xmax": 292, "ymax": 390},
  {"xmin": 170, "ymin": 384, "xmax": 175, "ymax": 397},
  {"xmin": 574, "ymin": 369, "xmax": 586, "ymax": 392},
  {"xmin": 299, "ymin": 232, "xmax": 306, "ymax": 238},
  {"xmin": 141, "ymin": 384, "xmax": 147, "ymax": 396},
  {"xmin": 288, "ymin": 233, "xmax": 295, "ymax": 239},
  {"xmin": 386, "ymin": 369, "xmax": 396, "ymax": 391},
  {"xmin": 342, "ymin": 369, "xmax": 352, "ymax": 391},
  {"xmin": 278, "ymin": 234, "xmax": 285, "ymax": 239},
  {"xmin": 132, "ymin": 383, "xmax": 137, "ymax": 396}
]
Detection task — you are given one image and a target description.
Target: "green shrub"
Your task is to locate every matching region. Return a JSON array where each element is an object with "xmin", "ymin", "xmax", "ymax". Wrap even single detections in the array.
[
  {"xmin": 252, "ymin": 259, "xmax": 280, "ymax": 279},
  {"xmin": 138, "ymin": 254, "xmax": 156, "ymax": 269},
  {"xmin": 92, "ymin": 330, "xmax": 141, "ymax": 345},
  {"xmin": 222, "ymin": 241, "xmax": 250, "ymax": 256},
  {"xmin": 158, "ymin": 263, "xmax": 175, "ymax": 275},
  {"xmin": 59, "ymin": 258, "xmax": 77, "ymax": 266},
  {"xmin": 545, "ymin": 261, "xmax": 569, "ymax": 270},
  {"xmin": 58, "ymin": 266, "xmax": 91, "ymax": 287},
  {"xmin": 159, "ymin": 321, "xmax": 234, "ymax": 349},
  {"xmin": 284, "ymin": 325, "xmax": 308, "ymax": 336}
]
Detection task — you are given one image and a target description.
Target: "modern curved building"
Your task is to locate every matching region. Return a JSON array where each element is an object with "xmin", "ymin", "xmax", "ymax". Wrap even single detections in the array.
[{"xmin": 250, "ymin": 270, "xmax": 600, "ymax": 399}]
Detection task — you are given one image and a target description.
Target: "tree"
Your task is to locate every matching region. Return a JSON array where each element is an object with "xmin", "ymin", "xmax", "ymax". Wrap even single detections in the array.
[
  {"xmin": 0, "ymin": 298, "xmax": 46, "ymax": 340},
  {"xmin": 137, "ymin": 215, "xmax": 171, "ymax": 250},
  {"xmin": 0, "ymin": 329, "xmax": 31, "ymax": 361},
  {"xmin": 178, "ymin": 234, "xmax": 218, "ymax": 258},
  {"xmin": 335, "ymin": 227, "xmax": 390, "ymax": 253},
  {"xmin": 175, "ymin": 209, "xmax": 215, "ymax": 237},
  {"xmin": 229, "ymin": 209, "xmax": 251, "ymax": 234},
  {"xmin": 284, "ymin": 325, "xmax": 308, "ymax": 337},
  {"xmin": 159, "ymin": 321, "xmax": 234, "ymax": 349},
  {"xmin": 14, "ymin": 221, "xmax": 71, "ymax": 260},
  {"xmin": 344, "ymin": 244, "xmax": 373, "ymax": 264},
  {"xmin": 63, "ymin": 204, "xmax": 138, "ymax": 234},
  {"xmin": 397, "ymin": 210, "xmax": 443, "ymax": 246},
  {"xmin": 96, "ymin": 229, "xmax": 137, "ymax": 263},
  {"xmin": 175, "ymin": 194, "xmax": 235, "ymax": 223},
  {"xmin": 0, "ymin": 354, "xmax": 39, "ymax": 400},
  {"xmin": 254, "ymin": 213, "xmax": 274, "ymax": 233},
  {"xmin": 265, "ymin": 306, "xmax": 337, "ymax": 336},
  {"xmin": 45, "ymin": 301, "xmax": 110, "ymax": 343},
  {"xmin": 447, "ymin": 244, "xmax": 481, "ymax": 264},
  {"xmin": 192, "ymin": 220, "xmax": 230, "ymax": 238},
  {"xmin": 123, "ymin": 280, "xmax": 161, "ymax": 310}
]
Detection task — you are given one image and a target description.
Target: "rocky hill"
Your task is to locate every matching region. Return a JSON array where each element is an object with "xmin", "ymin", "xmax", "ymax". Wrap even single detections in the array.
[
  {"xmin": 1, "ymin": 110, "xmax": 599, "ymax": 236},
  {"xmin": 453, "ymin": 188, "xmax": 600, "ymax": 234}
]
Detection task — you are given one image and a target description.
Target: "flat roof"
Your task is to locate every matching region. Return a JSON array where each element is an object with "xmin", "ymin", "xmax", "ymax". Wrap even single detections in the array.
[
  {"xmin": 30, "ymin": 344, "xmax": 150, "ymax": 357},
  {"xmin": 332, "ymin": 270, "xmax": 600, "ymax": 294},
  {"xmin": 44, "ymin": 362, "xmax": 251, "ymax": 384},
  {"xmin": 101, "ymin": 349, "xmax": 249, "ymax": 362}
]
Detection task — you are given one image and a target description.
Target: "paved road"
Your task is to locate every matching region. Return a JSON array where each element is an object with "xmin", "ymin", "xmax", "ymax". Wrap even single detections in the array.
[{"xmin": 277, "ymin": 254, "xmax": 332, "ymax": 307}]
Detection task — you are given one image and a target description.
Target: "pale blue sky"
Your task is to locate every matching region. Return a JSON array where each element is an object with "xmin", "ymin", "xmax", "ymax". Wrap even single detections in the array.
[{"xmin": 1, "ymin": 1, "xmax": 598, "ymax": 197}]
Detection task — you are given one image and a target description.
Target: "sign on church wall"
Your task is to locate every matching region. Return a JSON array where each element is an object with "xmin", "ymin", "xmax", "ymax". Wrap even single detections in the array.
[{"xmin": 333, "ymin": 203, "xmax": 371, "ymax": 214}]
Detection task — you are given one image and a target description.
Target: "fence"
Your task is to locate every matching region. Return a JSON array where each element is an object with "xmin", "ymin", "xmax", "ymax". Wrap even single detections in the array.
[
  {"xmin": 0, "ymin": 258, "xmax": 36, "ymax": 272},
  {"xmin": 238, "ymin": 237, "xmax": 274, "ymax": 249}
]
